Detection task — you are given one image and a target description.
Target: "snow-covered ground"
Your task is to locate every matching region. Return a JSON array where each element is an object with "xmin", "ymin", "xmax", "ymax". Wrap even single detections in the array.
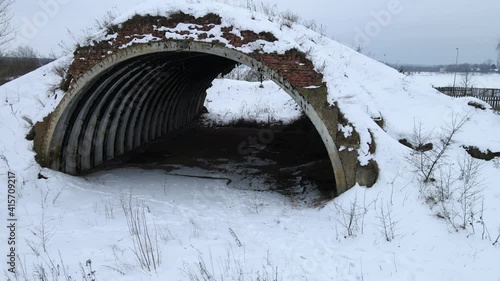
[
  {"xmin": 411, "ymin": 72, "xmax": 500, "ymax": 88},
  {"xmin": 1, "ymin": 67, "xmax": 500, "ymax": 280},
  {"xmin": 1, "ymin": 1, "xmax": 500, "ymax": 280},
  {"xmin": 203, "ymin": 79, "xmax": 302, "ymax": 126}
]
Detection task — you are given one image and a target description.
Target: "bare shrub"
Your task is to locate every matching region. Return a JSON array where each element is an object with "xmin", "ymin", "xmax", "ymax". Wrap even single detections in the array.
[
  {"xmin": 32, "ymin": 254, "xmax": 66, "ymax": 281},
  {"xmin": 104, "ymin": 199, "xmax": 115, "ymax": 220},
  {"xmin": 158, "ymin": 226, "xmax": 175, "ymax": 244},
  {"xmin": 52, "ymin": 63, "xmax": 68, "ymax": 79},
  {"xmin": 247, "ymin": 193, "xmax": 265, "ymax": 214},
  {"xmin": 406, "ymin": 113, "xmax": 490, "ymax": 234},
  {"xmin": 95, "ymin": 11, "xmax": 117, "ymax": 31},
  {"xmin": 493, "ymin": 226, "xmax": 500, "ymax": 246},
  {"xmin": 429, "ymin": 154, "xmax": 484, "ymax": 232},
  {"xmin": 315, "ymin": 60, "xmax": 327, "ymax": 73},
  {"xmin": 120, "ymin": 193, "xmax": 161, "ymax": 272},
  {"xmin": 182, "ymin": 249, "xmax": 282, "ymax": 281},
  {"xmin": 79, "ymin": 259, "xmax": 97, "ymax": 281},
  {"xmin": 29, "ymin": 192, "xmax": 56, "ymax": 253},
  {"xmin": 302, "ymin": 19, "xmax": 317, "ymax": 32},
  {"xmin": 51, "ymin": 188, "xmax": 64, "ymax": 206},
  {"xmin": 456, "ymin": 155, "xmax": 483, "ymax": 229},
  {"xmin": 376, "ymin": 202, "xmax": 398, "ymax": 242},
  {"xmin": 280, "ymin": 10, "xmax": 300, "ymax": 29},
  {"xmin": 49, "ymin": 60, "xmax": 72, "ymax": 94},
  {"xmin": 189, "ymin": 218, "xmax": 201, "ymax": 238},
  {"xmin": 94, "ymin": 198, "xmax": 115, "ymax": 220},
  {"xmin": 435, "ymin": 165, "xmax": 454, "ymax": 203},
  {"xmin": 229, "ymin": 227, "xmax": 243, "ymax": 247},
  {"xmin": 407, "ymin": 113, "xmax": 471, "ymax": 183},
  {"xmin": 6, "ymin": 251, "xmax": 98, "ymax": 281},
  {"xmin": 107, "ymin": 244, "xmax": 135, "ymax": 274},
  {"xmin": 334, "ymin": 194, "xmax": 361, "ymax": 238},
  {"xmin": 259, "ymin": 1, "xmax": 278, "ymax": 21},
  {"xmin": 313, "ymin": 24, "xmax": 328, "ymax": 44},
  {"xmin": 477, "ymin": 199, "xmax": 492, "ymax": 241}
]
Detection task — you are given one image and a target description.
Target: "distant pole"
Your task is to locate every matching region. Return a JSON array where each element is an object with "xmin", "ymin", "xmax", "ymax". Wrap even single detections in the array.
[{"xmin": 452, "ymin": 48, "xmax": 459, "ymax": 94}]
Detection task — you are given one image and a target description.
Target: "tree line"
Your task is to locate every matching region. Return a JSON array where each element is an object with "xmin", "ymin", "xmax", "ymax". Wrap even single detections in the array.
[
  {"xmin": 0, "ymin": 1, "xmax": 55, "ymax": 85},
  {"xmin": 0, "ymin": 46, "xmax": 54, "ymax": 85},
  {"xmin": 388, "ymin": 61, "xmax": 498, "ymax": 74}
]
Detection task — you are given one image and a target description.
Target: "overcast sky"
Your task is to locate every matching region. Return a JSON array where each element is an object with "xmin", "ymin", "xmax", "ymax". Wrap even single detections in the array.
[{"xmin": 7, "ymin": 0, "xmax": 500, "ymax": 65}]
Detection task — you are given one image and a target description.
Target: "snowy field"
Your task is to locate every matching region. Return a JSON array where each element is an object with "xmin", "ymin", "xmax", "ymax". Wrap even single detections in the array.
[
  {"xmin": 203, "ymin": 79, "xmax": 302, "ymax": 126},
  {"xmin": 411, "ymin": 72, "xmax": 500, "ymax": 89},
  {"xmin": 0, "ymin": 69, "xmax": 499, "ymax": 280},
  {"xmin": 0, "ymin": 1, "xmax": 500, "ymax": 280}
]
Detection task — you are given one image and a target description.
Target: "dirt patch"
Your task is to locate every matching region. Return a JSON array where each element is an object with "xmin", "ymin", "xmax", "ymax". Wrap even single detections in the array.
[
  {"xmin": 468, "ymin": 101, "xmax": 487, "ymax": 110},
  {"xmin": 399, "ymin": 139, "xmax": 413, "ymax": 149},
  {"xmin": 463, "ymin": 146, "xmax": 500, "ymax": 161}
]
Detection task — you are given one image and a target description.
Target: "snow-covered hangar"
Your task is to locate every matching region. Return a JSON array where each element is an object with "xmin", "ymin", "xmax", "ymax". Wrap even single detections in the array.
[{"xmin": 33, "ymin": 1, "xmax": 379, "ymax": 196}]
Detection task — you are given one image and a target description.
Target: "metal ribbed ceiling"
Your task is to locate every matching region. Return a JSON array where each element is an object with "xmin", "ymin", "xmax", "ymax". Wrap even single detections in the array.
[{"xmin": 55, "ymin": 52, "xmax": 236, "ymax": 174}]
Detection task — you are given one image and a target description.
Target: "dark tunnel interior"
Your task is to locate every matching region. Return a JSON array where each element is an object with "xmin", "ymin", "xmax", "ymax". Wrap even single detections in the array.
[{"xmin": 55, "ymin": 52, "xmax": 237, "ymax": 174}]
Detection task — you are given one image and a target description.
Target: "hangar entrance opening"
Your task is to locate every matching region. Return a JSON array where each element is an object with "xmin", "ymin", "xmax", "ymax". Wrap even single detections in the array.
[{"xmin": 39, "ymin": 50, "xmax": 338, "ymax": 204}]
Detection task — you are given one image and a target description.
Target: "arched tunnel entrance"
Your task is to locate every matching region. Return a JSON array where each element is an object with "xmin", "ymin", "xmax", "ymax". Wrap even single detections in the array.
[
  {"xmin": 34, "ymin": 41, "xmax": 378, "ymax": 198},
  {"xmin": 44, "ymin": 48, "xmax": 339, "ymax": 198}
]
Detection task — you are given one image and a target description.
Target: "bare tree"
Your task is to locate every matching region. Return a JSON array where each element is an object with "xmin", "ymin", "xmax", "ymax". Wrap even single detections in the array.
[
  {"xmin": 497, "ymin": 41, "xmax": 500, "ymax": 70},
  {"xmin": 459, "ymin": 70, "xmax": 475, "ymax": 96},
  {"xmin": 0, "ymin": 0, "xmax": 14, "ymax": 49},
  {"xmin": 0, "ymin": 46, "xmax": 39, "ymax": 84},
  {"xmin": 10, "ymin": 45, "xmax": 38, "ymax": 58},
  {"xmin": 407, "ymin": 113, "xmax": 471, "ymax": 183},
  {"xmin": 0, "ymin": 0, "xmax": 14, "ymax": 84}
]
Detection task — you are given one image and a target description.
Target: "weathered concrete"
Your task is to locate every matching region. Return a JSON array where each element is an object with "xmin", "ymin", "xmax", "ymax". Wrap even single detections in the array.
[{"xmin": 34, "ymin": 14, "xmax": 379, "ymax": 196}]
